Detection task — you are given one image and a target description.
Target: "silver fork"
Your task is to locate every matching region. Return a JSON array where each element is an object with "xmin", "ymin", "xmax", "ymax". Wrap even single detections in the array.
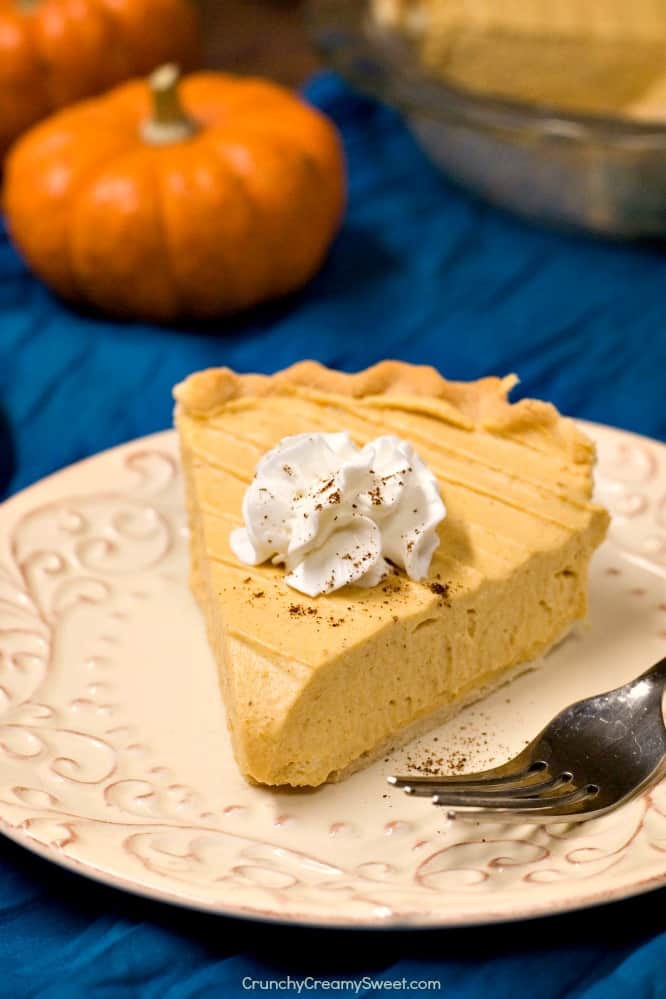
[{"xmin": 388, "ymin": 657, "xmax": 666, "ymax": 823}]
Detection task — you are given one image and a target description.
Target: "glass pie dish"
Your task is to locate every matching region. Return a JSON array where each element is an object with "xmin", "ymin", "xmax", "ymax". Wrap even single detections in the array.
[{"xmin": 308, "ymin": 0, "xmax": 666, "ymax": 238}]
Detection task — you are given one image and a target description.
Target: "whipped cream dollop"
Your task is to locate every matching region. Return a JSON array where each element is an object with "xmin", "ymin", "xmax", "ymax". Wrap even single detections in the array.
[{"xmin": 230, "ymin": 432, "xmax": 446, "ymax": 597}]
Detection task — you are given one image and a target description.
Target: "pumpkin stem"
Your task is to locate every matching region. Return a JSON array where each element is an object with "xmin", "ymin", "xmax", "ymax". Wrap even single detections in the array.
[{"xmin": 141, "ymin": 63, "xmax": 198, "ymax": 146}]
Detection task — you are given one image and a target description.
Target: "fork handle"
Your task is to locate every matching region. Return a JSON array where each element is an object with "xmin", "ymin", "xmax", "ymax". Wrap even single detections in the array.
[{"xmin": 642, "ymin": 656, "xmax": 666, "ymax": 685}]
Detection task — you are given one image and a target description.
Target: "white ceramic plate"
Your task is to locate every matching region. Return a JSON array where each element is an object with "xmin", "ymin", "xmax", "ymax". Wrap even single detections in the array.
[{"xmin": 0, "ymin": 423, "xmax": 664, "ymax": 928}]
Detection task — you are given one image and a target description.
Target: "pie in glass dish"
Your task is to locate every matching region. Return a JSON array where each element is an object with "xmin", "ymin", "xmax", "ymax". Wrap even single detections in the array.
[{"xmin": 370, "ymin": 0, "xmax": 666, "ymax": 119}]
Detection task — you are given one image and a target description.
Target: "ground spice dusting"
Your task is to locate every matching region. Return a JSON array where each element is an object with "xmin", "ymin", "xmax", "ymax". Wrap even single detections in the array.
[
  {"xmin": 400, "ymin": 711, "xmax": 499, "ymax": 777},
  {"xmin": 368, "ymin": 486, "xmax": 383, "ymax": 506},
  {"xmin": 429, "ymin": 582, "xmax": 449, "ymax": 598},
  {"xmin": 288, "ymin": 603, "xmax": 319, "ymax": 618},
  {"xmin": 405, "ymin": 749, "xmax": 469, "ymax": 776},
  {"xmin": 252, "ymin": 590, "xmax": 264, "ymax": 599}
]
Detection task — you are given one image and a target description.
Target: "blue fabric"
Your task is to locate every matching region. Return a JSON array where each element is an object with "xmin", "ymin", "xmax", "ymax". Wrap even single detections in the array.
[{"xmin": 0, "ymin": 72, "xmax": 665, "ymax": 996}]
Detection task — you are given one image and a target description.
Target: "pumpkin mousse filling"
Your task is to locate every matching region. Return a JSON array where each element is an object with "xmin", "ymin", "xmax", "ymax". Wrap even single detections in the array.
[{"xmin": 174, "ymin": 360, "xmax": 609, "ymax": 788}]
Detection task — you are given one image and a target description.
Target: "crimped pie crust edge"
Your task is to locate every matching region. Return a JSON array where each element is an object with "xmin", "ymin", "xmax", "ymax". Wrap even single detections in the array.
[{"xmin": 173, "ymin": 359, "xmax": 594, "ymax": 465}]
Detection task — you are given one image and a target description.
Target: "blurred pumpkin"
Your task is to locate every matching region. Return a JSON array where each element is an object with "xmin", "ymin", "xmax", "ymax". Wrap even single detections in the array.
[
  {"xmin": 0, "ymin": 0, "xmax": 201, "ymax": 160},
  {"xmin": 4, "ymin": 64, "xmax": 346, "ymax": 322}
]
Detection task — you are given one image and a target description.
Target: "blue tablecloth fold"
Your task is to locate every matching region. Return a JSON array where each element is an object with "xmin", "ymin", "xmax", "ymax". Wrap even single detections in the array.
[{"xmin": 0, "ymin": 72, "xmax": 665, "ymax": 997}]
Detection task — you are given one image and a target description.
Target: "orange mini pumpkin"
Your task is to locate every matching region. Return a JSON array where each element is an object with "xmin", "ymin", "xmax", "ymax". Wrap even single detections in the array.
[
  {"xmin": 0, "ymin": 0, "xmax": 201, "ymax": 160},
  {"xmin": 4, "ymin": 65, "xmax": 346, "ymax": 322}
]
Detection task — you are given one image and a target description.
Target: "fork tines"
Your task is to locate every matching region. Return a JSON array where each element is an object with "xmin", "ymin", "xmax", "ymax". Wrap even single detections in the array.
[{"xmin": 387, "ymin": 770, "xmax": 599, "ymax": 816}]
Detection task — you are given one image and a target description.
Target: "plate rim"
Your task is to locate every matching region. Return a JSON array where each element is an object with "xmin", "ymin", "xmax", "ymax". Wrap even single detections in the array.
[
  {"xmin": 0, "ymin": 420, "xmax": 664, "ymax": 930},
  {"xmin": 2, "ymin": 808, "xmax": 666, "ymax": 930}
]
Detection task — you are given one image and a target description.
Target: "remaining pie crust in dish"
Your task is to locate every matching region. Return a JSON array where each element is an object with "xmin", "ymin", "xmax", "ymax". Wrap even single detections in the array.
[
  {"xmin": 372, "ymin": 0, "xmax": 666, "ymax": 41},
  {"xmin": 174, "ymin": 361, "xmax": 609, "ymax": 788},
  {"xmin": 371, "ymin": 0, "xmax": 666, "ymax": 121}
]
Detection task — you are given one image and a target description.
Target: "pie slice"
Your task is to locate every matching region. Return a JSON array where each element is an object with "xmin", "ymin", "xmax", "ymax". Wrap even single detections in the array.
[{"xmin": 174, "ymin": 361, "xmax": 609, "ymax": 788}]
